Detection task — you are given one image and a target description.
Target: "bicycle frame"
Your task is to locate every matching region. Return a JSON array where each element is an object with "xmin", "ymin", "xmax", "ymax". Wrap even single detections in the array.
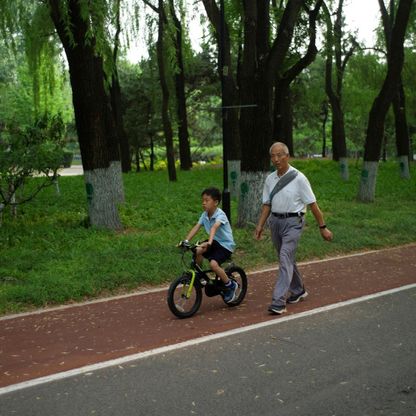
[{"xmin": 180, "ymin": 247, "xmax": 213, "ymax": 299}]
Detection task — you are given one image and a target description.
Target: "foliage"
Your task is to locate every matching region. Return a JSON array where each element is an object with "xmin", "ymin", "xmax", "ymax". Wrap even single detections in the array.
[
  {"xmin": 343, "ymin": 51, "xmax": 385, "ymax": 153},
  {"xmin": 119, "ymin": 48, "xmax": 221, "ymax": 168},
  {"xmin": 0, "ymin": 161, "xmax": 415, "ymax": 315},
  {"xmin": 1, "ymin": 0, "xmax": 415, "ymax": 172},
  {"xmin": 0, "ymin": 32, "xmax": 73, "ymax": 137},
  {"xmin": 0, "ymin": 113, "xmax": 67, "ymax": 210}
]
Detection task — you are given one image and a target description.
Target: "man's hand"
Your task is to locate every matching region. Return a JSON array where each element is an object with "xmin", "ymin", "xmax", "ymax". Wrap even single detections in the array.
[
  {"xmin": 320, "ymin": 228, "xmax": 333, "ymax": 241},
  {"xmin": 254, "ymin": 225, "xmax": 263, "ymax": 240}
]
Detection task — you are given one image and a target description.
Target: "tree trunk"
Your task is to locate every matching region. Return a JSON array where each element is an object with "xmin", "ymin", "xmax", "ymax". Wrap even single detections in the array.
[
  {"xmin": 49, "ymin": 0, "xmax": 122, "ymax": 230},
  {"xmin": 237, "ymin": 171, "xmax": 267, "ymax": 227},
  {"xmin": 111, "ymin": 0, "xmax": 131, "ymax": 173},
  {"xmin": 274, "ymin": 80, "xmax": 294, "ymax": 154},
  {"xmin": 150, "ymin": 135, "xmax": 155, "ymax": 171},
  {"xmin": 393, "ymin": 82, "xmax": 411, "ymax": 178},
  {"xmin": 237, "ymin": 0, "xmax": 304, "ymax": 227},
  {"xmin": 169, "ymin": 0, "xmax": 192, "ymax": 170},
  {"xmin": 339, "ymin": 157, "xmax": 348, "ymax": 181},
  {"xmin": 156, "ymin": 0, "xmax": 176, "ymax": 182},
  {"xmin": 358, "ymin": 0, "xmax": 413, "ymax": 201},
  {"xmin": 84, "ymin": 162, "xmax": 123, "ymax": 229},
  {"xmin": 358, "ymin": 161, "xmax": 379, "ymax": 202},
  {"xmin": 323, "ymin": 0, "xmax": 352, "ymax": 179},
  {"xmin": 111, "ymin": 73, "xmax": 132, "ymax": 173},
  {"xmin": 379, "ymin": 0, "xmax": 411, "ymax": 179},
  {"xmin": 202, "ymin": 0, "xmax": 240, "ymax": 160},
  {"xmin": 135, "ymin": 149, "xmax": 141, "ymax": 172},
  {"xmin": 330, "ymin": 100, "xmax": 348, "ymax": 164},
  {"xmin": 321, "ymin": 101, "xmax": 329, "ymax": 157},
  {"xmin": 273, "ymin": 0, "xmax": 323, "ymax": 156},
  {"xmin": 240, "ymin": 0, "xmax": 303, "ymax": 172}
]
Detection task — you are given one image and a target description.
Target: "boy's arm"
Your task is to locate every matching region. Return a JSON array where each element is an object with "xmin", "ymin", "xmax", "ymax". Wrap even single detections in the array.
[
  {"xmin": 185, "ymin": 223, "xmax": 202, "ymax": 241},
  {"xmin": 207, "ymin": 221, "xmax": 221, "ymax": 246}
]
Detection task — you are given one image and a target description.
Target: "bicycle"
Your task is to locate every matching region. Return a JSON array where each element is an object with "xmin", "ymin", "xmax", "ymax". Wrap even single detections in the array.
[{"xmin": 167, "ymin": 241, "xmax": 248, "ymax": 319}]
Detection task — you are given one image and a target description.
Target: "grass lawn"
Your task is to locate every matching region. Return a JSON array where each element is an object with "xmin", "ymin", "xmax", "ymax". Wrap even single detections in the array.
[{"xmin": 0, "ymin": 159, "xmax": 415, "ymax": 315}]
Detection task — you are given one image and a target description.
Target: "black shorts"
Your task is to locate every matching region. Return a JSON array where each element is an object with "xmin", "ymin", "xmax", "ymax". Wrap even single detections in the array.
[{"xmin": 202, "ymin": 240, "xmax": 232, "ymax": 264}]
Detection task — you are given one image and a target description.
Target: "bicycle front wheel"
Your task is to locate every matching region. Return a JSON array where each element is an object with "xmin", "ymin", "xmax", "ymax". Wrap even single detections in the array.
[{"xmin": 167, "ymin": 274, "xmax": 203, "ymax": 318}]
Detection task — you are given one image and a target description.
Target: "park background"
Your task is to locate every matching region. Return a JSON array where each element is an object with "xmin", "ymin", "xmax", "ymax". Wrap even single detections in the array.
[{"xmin": 0, "ymin": 0, "xmax": 415, "ymax": 315}]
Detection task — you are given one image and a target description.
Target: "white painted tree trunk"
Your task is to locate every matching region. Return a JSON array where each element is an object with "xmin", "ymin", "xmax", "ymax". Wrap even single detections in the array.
[
  {"xmin": 398, "ymin": 155, "xmax": 411, "ymax": 179},
  {"xmin": 228, "ymin": 160, "xmax": 241, "ymax": 200},
  {"xmin": 84, "ymin": 162, "xmax": 123, "ymax": 230},
  {"xmin": 339, "ymin": 157, "xmax": 349, "ymax": 181},
  {"xmin": 237, "ymin": 171, "xmax": 267, "ymax": 227},
  {"xmin": 9, "ymin": 183, "xmax": 17, "ymax": 217},
  {"xmin": 109, "ymin": 161, "xmax": 125, "ymax": 203},
  {"xmin": 357, "ymin": 161, "xmax": 379, "ymax": 202}
]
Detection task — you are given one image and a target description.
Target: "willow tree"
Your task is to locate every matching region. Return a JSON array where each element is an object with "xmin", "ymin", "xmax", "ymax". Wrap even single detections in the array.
[
  {"xmin": 358, "ymin": 0, "xmax": 413, "ymax": 202},
  {"xmin": 0, "ymin": 0, "xmax": 125, "ymax": 229},
  {"xmin": 48, "ymin": 0, "xmax": 125, "ymax": 228}
]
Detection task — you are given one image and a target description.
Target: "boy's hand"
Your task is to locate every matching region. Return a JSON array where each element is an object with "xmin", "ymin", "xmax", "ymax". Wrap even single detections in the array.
[
  {"xmin": 177, "ymin": 240, "xmax": 191, "ymax": 248},
  {"xmin": 200, "ymin": 241, "xmax": 211, "ymax": 250}
]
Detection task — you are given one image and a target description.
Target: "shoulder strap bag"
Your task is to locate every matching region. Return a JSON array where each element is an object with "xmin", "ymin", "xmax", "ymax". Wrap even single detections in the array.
[{"xmin": 269, "ymin": 170, "xmax": 298, "ymax": 203}]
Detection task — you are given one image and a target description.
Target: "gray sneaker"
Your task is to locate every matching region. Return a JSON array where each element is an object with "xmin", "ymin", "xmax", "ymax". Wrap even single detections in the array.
[
  {"xmin": 268, "ymin": 305, "xmax": 287, "ymax": 315},
  {"xmin": 287, "ymin": 289, "xmax": 308, "ymax": 304}
]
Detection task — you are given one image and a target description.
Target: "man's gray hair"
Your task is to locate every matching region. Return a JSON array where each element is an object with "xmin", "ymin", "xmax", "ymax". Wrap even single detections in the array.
[{"xmin": 269, "ymin": 142, "xmax": 289, "ymax": 155}]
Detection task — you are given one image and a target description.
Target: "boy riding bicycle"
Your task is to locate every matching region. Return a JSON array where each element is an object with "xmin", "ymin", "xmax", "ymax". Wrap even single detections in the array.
[{"xmin": 181, "ymin": 187, "xmax": 238, "ymax": 303}]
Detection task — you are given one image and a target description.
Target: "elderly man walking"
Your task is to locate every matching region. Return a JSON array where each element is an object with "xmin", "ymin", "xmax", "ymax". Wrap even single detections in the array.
[{"xmin": 255, "ymin": 142, "xmax": 333, "ymax": 315}]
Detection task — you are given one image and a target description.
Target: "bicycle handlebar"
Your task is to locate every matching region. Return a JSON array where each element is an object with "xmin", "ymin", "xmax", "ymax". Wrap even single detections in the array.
[{"xmin": 177, "ymin": 240, "xmax": 202, "ymax": 252}]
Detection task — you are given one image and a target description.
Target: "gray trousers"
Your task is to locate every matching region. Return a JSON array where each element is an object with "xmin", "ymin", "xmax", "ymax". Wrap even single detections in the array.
[{"xmin": 269, "ymin": 215, "xmax": 305, "ymax": 307}]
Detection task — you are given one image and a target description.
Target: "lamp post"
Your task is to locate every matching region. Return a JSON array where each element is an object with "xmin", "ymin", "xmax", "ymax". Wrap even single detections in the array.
[{"xmin": 219, "ymin": 0, "xmax": 231, "ymax": 222}]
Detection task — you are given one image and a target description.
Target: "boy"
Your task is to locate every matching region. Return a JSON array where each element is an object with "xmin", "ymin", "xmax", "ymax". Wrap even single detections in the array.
[{"xmin": 182, "ymin": 187, "xmax": 238, "ymax": 303}]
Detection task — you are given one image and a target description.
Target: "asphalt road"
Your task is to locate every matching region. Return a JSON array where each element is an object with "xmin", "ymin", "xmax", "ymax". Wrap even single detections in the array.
[{"xmin": 1, "ymin": 287, "xmax": 415, "ymax": 416}]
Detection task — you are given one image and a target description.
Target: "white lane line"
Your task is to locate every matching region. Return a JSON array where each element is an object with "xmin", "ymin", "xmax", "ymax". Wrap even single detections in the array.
[
  {"xmin": 1, "ymin": 283, "xmax": 415, "ymax": 396},
  {"xmin": 2, "ymin": 243, "xmax": 415, "ymax": 322}
]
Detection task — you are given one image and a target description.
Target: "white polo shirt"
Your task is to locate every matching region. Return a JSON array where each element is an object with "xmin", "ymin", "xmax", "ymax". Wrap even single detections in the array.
[{"xmin": 262, "ymin": 166, "xmax": 316, "ymax": 213}]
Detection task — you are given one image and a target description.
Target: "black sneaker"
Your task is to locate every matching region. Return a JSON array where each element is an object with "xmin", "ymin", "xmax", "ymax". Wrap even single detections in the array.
[
  {"xmin": 268, "ymin": 305, "xmax": 287, "ymax": 315},
  {"xmin": 287, "ymin": 289, "xmax": 308, "ymax": 304}
]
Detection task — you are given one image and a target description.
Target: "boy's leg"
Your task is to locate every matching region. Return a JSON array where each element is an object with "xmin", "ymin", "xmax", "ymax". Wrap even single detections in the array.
[
  {"xmin": 210, "ymin": 258, "xmax": 238, "ymax": 303},
  {"xmin": 195, "ymin": 246, "xmax": 208, "ymax": 266},
  {"xmin": 209, "ymin": 259, "xmax": 229, "ymax": 284}
]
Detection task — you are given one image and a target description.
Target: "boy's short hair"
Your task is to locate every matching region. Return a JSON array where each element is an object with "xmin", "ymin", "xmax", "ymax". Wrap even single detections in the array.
[{"xmin": 201, "ymin": 187, "xmax": 222, "ymax": 203}]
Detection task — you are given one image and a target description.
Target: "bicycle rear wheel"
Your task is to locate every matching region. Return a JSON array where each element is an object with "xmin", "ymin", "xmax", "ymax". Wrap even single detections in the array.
[
  {"xmin": 167, "ymin": 273, "xmax": 203, "ymax": 318},
  {"xmin": 224, "ymin": 266, "xmax": 248, "ymax": 306}
]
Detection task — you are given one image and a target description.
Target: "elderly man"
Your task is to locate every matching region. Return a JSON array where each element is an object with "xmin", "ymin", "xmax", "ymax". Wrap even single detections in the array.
[{"xmin": 255, "ymin": 142, "xmax": 333, "ymax": 315}]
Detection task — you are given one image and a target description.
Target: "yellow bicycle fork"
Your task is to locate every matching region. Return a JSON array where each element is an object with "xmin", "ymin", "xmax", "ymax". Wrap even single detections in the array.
[{"xmin": 183, "ymin": 270, "xmax": 196, "ymax": 299}]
